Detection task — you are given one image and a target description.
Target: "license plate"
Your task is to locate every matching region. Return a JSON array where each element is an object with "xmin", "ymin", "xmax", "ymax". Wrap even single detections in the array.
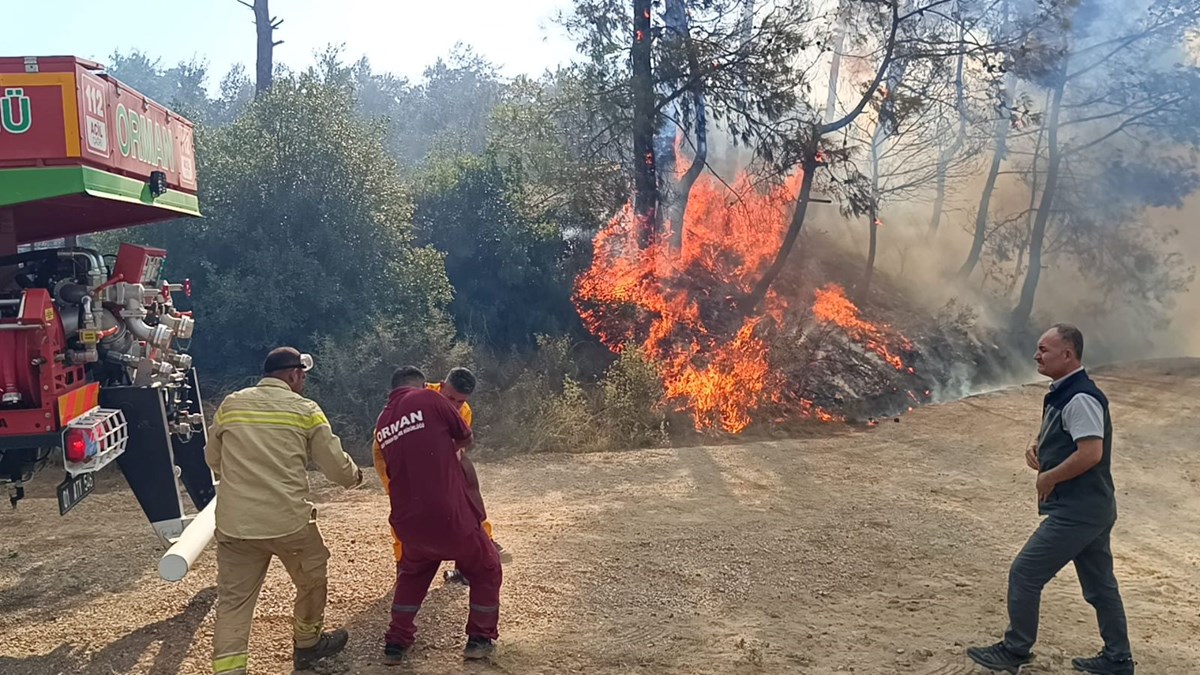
[{"xmin": 56, "ymin": 472, "xmax": 95, "ymax": 515}]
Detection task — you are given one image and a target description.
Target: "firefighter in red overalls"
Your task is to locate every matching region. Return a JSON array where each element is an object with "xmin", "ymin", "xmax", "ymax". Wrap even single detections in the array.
[{"xmin": 374, "ymin": 365, "xmax": 502, "ymax": 665}]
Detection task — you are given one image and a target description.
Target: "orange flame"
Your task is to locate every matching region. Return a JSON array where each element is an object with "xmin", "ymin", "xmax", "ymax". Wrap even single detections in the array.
[
  {"xmin": 575, "ymin": 171, "xmax": 812, "ymax": 433},
  {"xmin": 575, "ymin": 169, "xmax": 916, "ymax": 432},
  {"xmin": 812, "ymin": 284, "xmax": 914, "ymax": 372}
]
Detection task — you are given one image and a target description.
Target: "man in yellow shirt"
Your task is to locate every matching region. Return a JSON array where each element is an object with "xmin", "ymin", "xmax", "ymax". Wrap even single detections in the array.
[
  {"xmin": 373, "ymin": 367, "xmax": 499, "ymax": 581},
  {"xmin": 205, "ymin": 347, "xmax": 364, "ymax": 675}
]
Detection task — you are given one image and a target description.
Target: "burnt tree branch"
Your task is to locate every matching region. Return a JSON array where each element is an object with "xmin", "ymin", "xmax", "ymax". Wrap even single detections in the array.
[
  {"xmin": 821, "ymin": 2, "xmax": 903, "ymax": 135},
  {"xmin": 742, "ymin": 0, "xmax": 921, "ymax": 314},
  {"xmin": 1063, "ymin": 96, "xmax": 1188, "ymax": 158}
]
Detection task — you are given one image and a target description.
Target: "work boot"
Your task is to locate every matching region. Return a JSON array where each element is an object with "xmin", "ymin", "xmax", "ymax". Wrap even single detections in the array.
[
  {"xmin": 293, "ymin": 629, "xmax": 349, "ymax": 671},
  {"xmin": 444, "ymin": 568, "xmax": 469, "ymax": 585},
  {"xmin": 463, "ymin": 636, "xmax": 495, "ymax": 661},
  {"xmin": 1072, "ymin": 652, "xmax": 1135, "ymax": 675},
  {"xmin": 382, "ymin": 643, "xmax": 409, "ymax": 667},
  {"xmin": 966, "ymin": 642, "xmax": 1033, "ymax": 673}
]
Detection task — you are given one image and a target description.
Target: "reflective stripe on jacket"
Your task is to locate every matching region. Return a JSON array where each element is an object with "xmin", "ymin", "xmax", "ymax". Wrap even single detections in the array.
[{"xmin": 206, "ymin": 378, "xmax": 361, "ymax": 539}]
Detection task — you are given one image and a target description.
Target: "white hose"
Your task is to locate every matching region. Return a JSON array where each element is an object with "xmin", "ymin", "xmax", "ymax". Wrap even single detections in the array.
[{"xmin": 158, "ymin": 495, "xmax": 217, "ymax": 582}]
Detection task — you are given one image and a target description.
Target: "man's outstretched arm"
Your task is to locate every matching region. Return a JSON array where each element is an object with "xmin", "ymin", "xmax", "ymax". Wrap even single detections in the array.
[{"xmin": 307, "ymin": 405, "xmax": 363, "ymax": 489}]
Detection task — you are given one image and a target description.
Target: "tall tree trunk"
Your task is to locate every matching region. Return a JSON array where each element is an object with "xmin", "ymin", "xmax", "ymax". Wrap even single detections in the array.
[
  {"xmin": 860, "ymin": 122, "xmax": 884, "ymax": 301},
  {"xmin": 254, "ymin": 0, "xmax": 273, "ymax": 94},
  {"xmin": 743, "ymin": 2, "xmax": 902, "ymax": 314},
  {"xmin": 928, "ymin": 12, "xmax": 966, "ymax": 237},
  {"xmin": 632, "ymin": 0, "xmax": 658, "ymax": 247},
  {"xmin": 858, "ymin": 51, "xmax": 907, "ymax": 300},
  {"xmin": 862, "ymin": 208, "xmax": 880, "ymax": 300},
  {"xmin": 928, "ymin": 162, "xmax": 949, "ymax": 235},
  {"xmin": 670, "ymin": 86, "xmax": 707, "ymax": 252},
  {"xmin": 656, "ymin": 0, "xmax": 687, "ymax": 239},
  {"xmin": 666, "ymin": 0, "xmax": 707, "ymax": 252},
  {"xmin": 958, "ymin": 0, "xmax": 1012, "ymax": 277},
  {"xmin": 956, "ymin": 113, "xmax": 1008, "ymax": 278},
  {"xmin": 242, "ymin": 0, "xmax": 283, "ymax": 96},
  {"xmin": 1011, "ymin": 78, "xmax": 1066, "ymax": 330},
  {"xmin": 1010, "ymin": 233, "xmax": 1027, "ymax": 295},
  {"xmin": 926, "ymin": 32, "xmax": 964, "ymax": 235},
  {"xmin": 823, "ymin": 6, "xmax": 848, "ymax": 125},
  {"xmin": 1008, "ymin": 90, "xmax": 1050, "ymax": 295}
]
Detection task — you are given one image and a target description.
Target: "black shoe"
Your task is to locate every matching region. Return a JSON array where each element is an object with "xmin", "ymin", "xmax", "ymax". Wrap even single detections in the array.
[
  {"xmin": 444, "ymin": 568, "xmax": 470, "ymax": 586},
  {"xmin": 966, "ymin": 642, "xmax": 1033, "ymax": 673},
  {"xmin": 463, "ymin": 636, "xmax": 495, "ymax": 661},
  {"xmin": 1073, "ymin": 652, "xmax": 1135, "ymax": 675},
  {"xmin": 383, "ymin": 643, "xmax": 409, "ymax": 667},
  {"xmin": 293, "ymin": 628, "xmax": 349, "ymax": 670}
]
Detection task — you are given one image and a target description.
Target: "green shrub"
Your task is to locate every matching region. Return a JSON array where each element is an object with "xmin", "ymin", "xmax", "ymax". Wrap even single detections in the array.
[
  {"xmin": 526, "ymin": 376, "xmax": 610, "ymax": 454},
  {"xmin": 599, "ymin": 347, "xmax": 668, "ymax": 448}
]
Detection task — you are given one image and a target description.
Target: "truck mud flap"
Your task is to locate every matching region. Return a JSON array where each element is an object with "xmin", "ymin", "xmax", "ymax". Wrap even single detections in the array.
[
  {"xmin": 102, "ymin": 385, "xmax": 185, "ymax": 538},
  {"xmin": 101, "ymin": 377, "xmax": 216, "ymax": 541}
]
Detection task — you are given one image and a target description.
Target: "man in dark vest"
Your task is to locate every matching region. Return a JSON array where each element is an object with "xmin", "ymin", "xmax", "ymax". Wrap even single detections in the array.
[{"xmin": 968, "ymin": 324, "xmax": 1134, "ymax": 675}]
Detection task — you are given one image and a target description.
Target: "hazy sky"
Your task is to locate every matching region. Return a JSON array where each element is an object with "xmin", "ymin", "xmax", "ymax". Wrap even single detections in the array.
[{"xmin": 6, "ymin": 0, "xmax": 579, "ymax": 85}]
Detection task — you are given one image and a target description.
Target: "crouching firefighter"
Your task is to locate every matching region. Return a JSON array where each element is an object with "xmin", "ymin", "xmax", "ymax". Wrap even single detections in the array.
[
  {"xmin": 375, "ymin": 366, "xmax": 503, "ymax": 665},
  {"xmin": 205, "ymin": 348, "xmax": 364, "ymax": 674},
  {"xmin": 373, "ymin": 366, "xmax": 506, "ymax": 585}
]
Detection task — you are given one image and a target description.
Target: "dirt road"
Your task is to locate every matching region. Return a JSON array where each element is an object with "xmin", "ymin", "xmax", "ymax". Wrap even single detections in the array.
[{"xmin": 2, "ymin": 359, "xmax": 1198, "ymax": 674}]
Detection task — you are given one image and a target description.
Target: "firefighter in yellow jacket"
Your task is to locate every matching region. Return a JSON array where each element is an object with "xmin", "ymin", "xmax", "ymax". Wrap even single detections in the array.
[
  {"xmin": 205, "ymin": 347, "xmax": 364, "ymax": 675},
  {"xmin": 373, "ymin": 367, "xmax": 498, "ymax": 579}
]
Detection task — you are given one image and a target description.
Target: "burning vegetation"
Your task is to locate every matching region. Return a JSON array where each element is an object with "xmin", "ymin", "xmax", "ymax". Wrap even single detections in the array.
[
  {"xmin": 574, "ymin": 169, "xmax": 939, "ymax": 434},
  {"xmin": 575, "ymin": 171, "xmax": 796, "ymax": 433}
]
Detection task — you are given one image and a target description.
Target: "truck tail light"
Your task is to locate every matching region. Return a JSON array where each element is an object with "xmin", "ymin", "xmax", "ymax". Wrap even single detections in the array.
[
  {"xmin": 62, "ymin": 408, "xmax": 128, "ymax": 475},
  {"xmin": 65, "ymin": 428, "xmax": 94, "ymax": 463}
]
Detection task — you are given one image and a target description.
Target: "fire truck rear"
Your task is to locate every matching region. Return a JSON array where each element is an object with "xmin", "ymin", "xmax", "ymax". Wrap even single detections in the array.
[{"xmin": 1, "ymin": 56, "xmax": 215, "ymax": 576}]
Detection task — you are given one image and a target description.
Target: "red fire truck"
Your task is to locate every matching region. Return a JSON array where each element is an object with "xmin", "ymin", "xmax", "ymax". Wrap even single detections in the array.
[{"xmin": 0, "ymin": 56, "xmax": 214, "ymax": 550}]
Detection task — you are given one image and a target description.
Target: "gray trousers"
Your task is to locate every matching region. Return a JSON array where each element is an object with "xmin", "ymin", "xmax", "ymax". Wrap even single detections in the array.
[{"xmin": 1003, "ymin": 516, "xmax": 1132, "ymax": 660}]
